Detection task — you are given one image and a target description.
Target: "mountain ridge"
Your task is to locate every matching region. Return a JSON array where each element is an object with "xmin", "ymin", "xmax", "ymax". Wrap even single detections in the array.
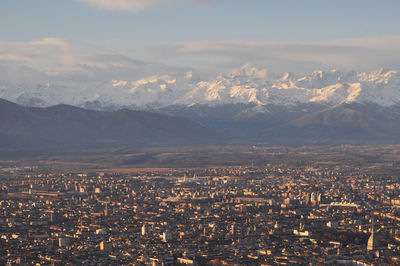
[
  {"xmin": 1, "ymin": 66, "xmax": 399, "ymax": 110},
  {"xmin": 0, "ymin": 98, "xmax": 216, "ymax": 151},
  {"xmin": 154, "ymin": 101, "xmax": 400, "ymax": 144},
  {"xmin": 2, "ymin": 98, "xmax": 400, "ymax": 151}
]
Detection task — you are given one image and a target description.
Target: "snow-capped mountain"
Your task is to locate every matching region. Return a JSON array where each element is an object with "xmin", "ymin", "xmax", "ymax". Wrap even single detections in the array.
[
  {"xmin": 1, "ymin": 65, "xmax": 399, "ymax": 109},
  {"xmin": 2, "ymin": 65, "xmax": 400, "ymax": 148}
]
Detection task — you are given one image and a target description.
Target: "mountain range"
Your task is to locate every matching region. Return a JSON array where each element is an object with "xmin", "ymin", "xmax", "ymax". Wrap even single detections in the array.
[
  {"xmin": 1, "ymin": 98, "xmax": 400, "ymax": 151},
  {"xmin": 1, "ymin": 65, "xmax": 399, "ymax": 109},
  {"xmin": 0, "ymin": 98, "xmax": 214, "ymax": 151},
  {"xmin": 1, "ymin": 66, "xmax": 400, "ymax": 150}
]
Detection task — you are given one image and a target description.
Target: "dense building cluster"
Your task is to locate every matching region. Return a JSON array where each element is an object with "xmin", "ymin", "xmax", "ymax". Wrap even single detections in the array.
[{"xmin": 0, "ymin": 165, "xmax": 399, "ymax": 265}]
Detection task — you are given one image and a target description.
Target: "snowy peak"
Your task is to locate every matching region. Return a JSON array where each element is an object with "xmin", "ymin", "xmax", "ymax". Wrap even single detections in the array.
[
  {"xmin": 0, "ymin": 65, "xmax": 399, "ymax": 109},
  {"xmin": 230, "ymin": 64, "xmax": 269, "ymax": 79},
  {"xmin": 179, "ymin": 67, "xmax": 400, "ymax": 107}
]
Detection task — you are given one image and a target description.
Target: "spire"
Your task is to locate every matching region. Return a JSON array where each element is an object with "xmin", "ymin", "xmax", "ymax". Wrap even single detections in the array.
[{"xmin": 367, "ymin": 217, "xmax": 379, "ymax": 251}]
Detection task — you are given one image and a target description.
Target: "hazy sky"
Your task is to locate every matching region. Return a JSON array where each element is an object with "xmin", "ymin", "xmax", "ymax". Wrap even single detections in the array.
[{"xmin": 1, "ymin": 0, "xmax": 400, "ymax": 74}]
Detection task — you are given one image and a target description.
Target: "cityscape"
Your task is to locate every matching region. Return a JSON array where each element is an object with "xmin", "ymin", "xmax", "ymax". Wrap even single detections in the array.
[
  {"xmin": 1, "ymin": 1, "xmax": 400, "ymax": 265},
  {"xmin": 1, "ymin": 146, "xmax": 400, "ymax": 265}
]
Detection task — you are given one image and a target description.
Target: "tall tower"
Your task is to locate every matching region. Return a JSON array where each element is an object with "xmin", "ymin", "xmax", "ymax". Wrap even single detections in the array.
[
  {"xmin": 162, "ymin": 230, "xmax": 172, "ymax": 242},
  {"xmin": 142, "ymin": 224, "xmax": 147, "ymax": 236},
  {"xmin": 310, "ymin": 192, "xmax": 317, "ymax": 205},
  {"xmin": 367, "ymin": 218, "xmax": 379, "ymax": 251},
  {"xmin": 305, "ymin": 192, "xmax": 311, "ymax": 206},
  {"xmin": 104, "ymin": 203, "xmax": 108, "ymax": 217},
  {"xmin": 299, "ymin": 221, "xmax": 305, "ymax": 231}
]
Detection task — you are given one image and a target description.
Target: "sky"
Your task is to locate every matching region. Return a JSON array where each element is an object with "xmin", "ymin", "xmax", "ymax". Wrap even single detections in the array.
[{"xmin": 1, "ymin": 0, "xmax": 400, "ymax": 76}]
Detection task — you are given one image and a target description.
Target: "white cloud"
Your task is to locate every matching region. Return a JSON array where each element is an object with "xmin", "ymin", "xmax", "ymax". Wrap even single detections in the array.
[
  {"xmin": 1, "ymin": 36, "xmax": 399, "ymax": 86},
  {"xmin": 143, "ymin": 36, "xmax": 400, "ymax": 73},
  {"xmin": 0, "ymin": 37, "xmax": 187, "ymax": 84},
  {"xmin": 0, "ymin": 38, "xmax": 79, "ymax": 75},
  {"xmin": 30, "ymin": 37, "xmax": 71, "ymax": 51},
  {"xmin": 0, "ymin": 38, "xmax": 137, "ymax": 72},
  {"xmin": 77, "ymin": 0, "xmax": 212, "ymax": 12}
]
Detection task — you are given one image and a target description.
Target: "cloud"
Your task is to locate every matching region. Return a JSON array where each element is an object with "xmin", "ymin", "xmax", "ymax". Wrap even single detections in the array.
[
  {"xmin": 143, "ymin": 36, "xmax": 400, "ymax": 73},
  {"xmin": 0, "ymin": 37, "xmax": 79, "ymax": 75},
  {"xmin": 30, "ymin": 37, "xmax": 71, "ymax": 51},
  {"xmin": 0, "ymin": 37, "xmax": 136, "ymax": 72},
  {"xmin": 1, "ymin": 36, "xmax": 400, "ymax": 86},
  {"xmin": 0, "ymin": 37, "xmax": 186, "ymax": 84},
  {"xmin": 77, "ymin": 0, "xmax": 212, "ymax": 12}
]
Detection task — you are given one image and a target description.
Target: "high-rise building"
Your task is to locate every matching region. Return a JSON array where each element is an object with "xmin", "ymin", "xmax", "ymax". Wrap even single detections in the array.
[
  {"xmin": 58, "ymin": 237, "xmax": 69, "ymax": 248},
  {"xmin": 367, "ymin": 218, "xmax": 380, "ymax": 251},
  {"xmin": 142, "ymin": 224, "xmax": 147, "ymax": 236},
  {"xmin": 50, "ymin": 212, "xmax": 60, "ymax": 224},
  {"xmin": 104, "ymin": 203, "xmax": 108, "ymax": 217},
  {"xmin": 100, "ymin": 241, "xmax": 112, "ymax": 251},
  {"xmin": 310, "ymin": 192, "xmax": 317, "ymax": 205},
  {"xmin": 305, "ymin": 192, "xmax": 311, "ymax": 206},
  {"xmin": 162, "ymin": 231, "xmax": 172, "ymax": 242}
]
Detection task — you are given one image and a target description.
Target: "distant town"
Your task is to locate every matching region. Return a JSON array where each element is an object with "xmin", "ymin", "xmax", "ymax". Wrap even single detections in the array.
[{"xmin": 1, "ymin": 158, "xmax": 399, "ymax": 265}]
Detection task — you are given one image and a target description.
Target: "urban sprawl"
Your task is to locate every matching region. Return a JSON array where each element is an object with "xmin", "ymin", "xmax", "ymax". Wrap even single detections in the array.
[{"xmin": 1, "ymin": 165, "xmax": 400, "ymax": 265}]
